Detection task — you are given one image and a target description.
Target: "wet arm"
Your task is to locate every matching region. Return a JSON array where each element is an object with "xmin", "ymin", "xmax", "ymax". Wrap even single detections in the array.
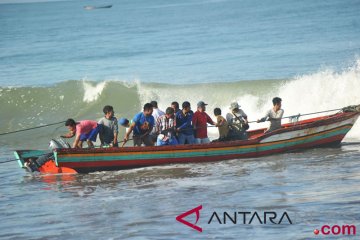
[{"xmin": 124, "ymin": 122, "xmax": 136, "ymax": 141}]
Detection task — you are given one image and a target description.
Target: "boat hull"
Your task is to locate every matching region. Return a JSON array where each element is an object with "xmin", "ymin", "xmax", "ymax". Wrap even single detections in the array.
[{"xmin": 14, "ymin": 111, "xmax": 359, "ymax": 174}]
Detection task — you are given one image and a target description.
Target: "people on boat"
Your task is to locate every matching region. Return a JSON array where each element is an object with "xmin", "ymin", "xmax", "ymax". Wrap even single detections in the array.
[
  {"xmin": 192, "ymin": 101, "xmax": 218, "ymax": 144},
  {"xmin": 171, "ymin": 101, "xmax": 181, "ymax": 114},
  {"xmin": 150, "ymin": 100, "xmax": 165, "ymax": 142},
  {"xmin": 175, "ymin": 101, "xmax": 195, "ymax": 144},
  {"xmin": 123, "ymin": 103, "xmax": 155, "ymax": 147},
  {"xmin": 156, "ymin": 107, "xmax": 178, "ymax": 146},
  {"xmin": 213, "ymin": 107, "xmax": 229, "ymax": 141},
  {"xmin": 257, "ymin": 97, "xmax": 284, "ymax": 132},
  {"xmin": 61, "ymin": 119, "xmax": 101, "ymax": 148},
  {"xmin": 226, "ymin": 102, "xmax": 249, "ymax": 140},
  {"xmin": 98, "ymin": 105, "xmax": 118, "ymax": 147}
]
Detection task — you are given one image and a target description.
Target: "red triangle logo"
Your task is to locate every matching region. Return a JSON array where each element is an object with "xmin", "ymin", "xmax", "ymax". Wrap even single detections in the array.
[{"xmin": 176, "ymin": 205, "xmax": 203, "ymax": 232}]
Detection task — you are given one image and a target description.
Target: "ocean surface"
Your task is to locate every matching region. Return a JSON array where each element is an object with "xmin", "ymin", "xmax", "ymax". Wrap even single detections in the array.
[{"xmin": 0, "ymin": 0, "xmax": 360, "ymax": 239}]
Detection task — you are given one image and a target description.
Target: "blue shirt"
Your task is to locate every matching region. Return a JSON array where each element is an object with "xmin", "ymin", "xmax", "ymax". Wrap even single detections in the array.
[
  {"xmin": 175, "ymin": 110, "xmax": 194, "ymax": 135},
  {"xmin": 132, "ymin": 112, "xmax": 155, "ymax": 135}
]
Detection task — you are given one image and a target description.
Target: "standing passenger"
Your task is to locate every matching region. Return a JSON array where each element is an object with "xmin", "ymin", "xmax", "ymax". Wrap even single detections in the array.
[
  {"xmin": 257, "ymin": 97, "xmax": 284, "ymax": 132},
  {"xmin": 214, "ymin": 108, "xmax": 229, "ymax": 141},
  {"xmin": 192, "ymin": 101, "xmax": 218, "ymax": 144},
  {"xmin": 123, "ymin": 103, "xmax": 155, "ymax": 146},
  {"xmin": 98, "ymin": 105, "xmax": 118, "ymax": 147},
  {"xmin": 171, "ymin": 101, "xmax": 181, "ymax": 115},
  {"xmin": 150, "ymin": 100, "xmax": 165, "ymax": 142},
  {"xmin": 175, "ymin": 101, "xmax": 195, "ymax": 144},
  {"xmin": 226, "ymin": 102, "xmax": 249, "ymax": 140}
]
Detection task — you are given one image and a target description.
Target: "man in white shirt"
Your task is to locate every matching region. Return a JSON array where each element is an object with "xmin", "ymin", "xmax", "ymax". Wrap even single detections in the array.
[
  {"xmin": 150, "ymin": 100, "xmax": 165, "ymax": 142},
  {"xmin": 257, "ymin": 97, "xmax": 284, "ymax": 132}
]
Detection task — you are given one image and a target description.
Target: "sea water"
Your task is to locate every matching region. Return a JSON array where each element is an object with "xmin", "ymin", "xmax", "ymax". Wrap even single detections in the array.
[{"xmin": 0, "ymin": 0, "xmax": 360, "ymax": 239}]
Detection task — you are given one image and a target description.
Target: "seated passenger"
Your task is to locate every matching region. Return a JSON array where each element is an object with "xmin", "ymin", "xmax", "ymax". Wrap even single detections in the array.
[
  {"xmin": 156, "ymin": 107, "xmax": 178, "ymax": 146},
  {"xmin": 213, "ymin": 108, "xmax": 229, "ymax": 141},
  {"xmin": 226, "ymin": 102, "xmax": 249, "ymax": 140},
  {"xmin": 61, "ymin": 119, "xmax": 101, "ymax": 148},
  {"xmin": 257, "ymin": 97, "xmax": 284, "ymax": 133},
  {"xmin": 123, "ymin": 103, "xmax": 155, "ymax": 147}
]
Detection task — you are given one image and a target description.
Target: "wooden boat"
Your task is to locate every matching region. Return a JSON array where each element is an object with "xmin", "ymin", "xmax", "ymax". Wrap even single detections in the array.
[{"xmin": 14, "ymin": 105, "xmax": 360, "ymax": 174}]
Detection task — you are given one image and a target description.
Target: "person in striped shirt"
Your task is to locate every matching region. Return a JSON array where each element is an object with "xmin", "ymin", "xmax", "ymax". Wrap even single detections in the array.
[{"xmin": 156, "ymin": 107, "xmax": 178, "ymax": 146}]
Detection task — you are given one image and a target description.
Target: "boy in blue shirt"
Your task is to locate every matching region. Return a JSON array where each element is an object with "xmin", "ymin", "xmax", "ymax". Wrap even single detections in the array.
[{"xmin": 123, "ymin": 103, "xmax": 155, "ymax": 146}]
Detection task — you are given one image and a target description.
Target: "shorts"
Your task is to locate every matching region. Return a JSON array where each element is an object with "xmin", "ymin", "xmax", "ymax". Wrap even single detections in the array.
[{"xmin": 79, "ymin": 124, "xmax": 101, "ymax": 142}]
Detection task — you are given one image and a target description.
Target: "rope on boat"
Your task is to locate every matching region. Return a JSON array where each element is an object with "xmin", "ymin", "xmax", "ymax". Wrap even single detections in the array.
[
  {"xmin": 275, "ymin": 104, "xmax": 360, "ymax": 122},
  {"xmin": 0, "ymin": 158, "xmax": 19, "ymax": 164},
  {"xmin": 0, "ymin": 152, "xmax": 53, "ymax": 164},
  {"xmin": 0, "ymin": 121, "xmax": 65, "ymax": 137}
]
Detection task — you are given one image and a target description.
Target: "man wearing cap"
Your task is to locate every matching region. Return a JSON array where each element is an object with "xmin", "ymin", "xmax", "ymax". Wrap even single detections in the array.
[
  {"xmin": 192, "ymin": 101, "xmax": 218, "ymax": 144},
  {"xmin": 226, "ymin": 102, "xmax": 249, "ymax": 140},
  {"xmin": 176, "ymin": 101, "xmax": 195, "ymax": 144}
]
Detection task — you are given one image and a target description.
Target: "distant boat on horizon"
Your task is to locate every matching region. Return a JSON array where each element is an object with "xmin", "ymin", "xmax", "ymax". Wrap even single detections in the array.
[{"xmin": 84, "ymin": 4, "xmax": 112, "ymax": 10}]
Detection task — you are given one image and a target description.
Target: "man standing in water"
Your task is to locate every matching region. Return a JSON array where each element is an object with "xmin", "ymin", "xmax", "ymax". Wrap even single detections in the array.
[{"xmin": 257, "ymin": 97, "xmax": 284, "ymax": 132}]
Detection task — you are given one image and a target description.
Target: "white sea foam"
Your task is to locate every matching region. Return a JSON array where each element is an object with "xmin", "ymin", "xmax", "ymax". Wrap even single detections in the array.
[
  {"xmin": 137, "ymin": 59, "xmax": 360, "ymax": 140},
  {"xmin": 82, "ymin": 81, "xmax": 107, "ymax": 103}
]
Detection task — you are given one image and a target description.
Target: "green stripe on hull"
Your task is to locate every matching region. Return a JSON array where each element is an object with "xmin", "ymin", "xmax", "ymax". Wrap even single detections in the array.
[
  {"xmin": 57, "ymin": 127, "xmax": 350, "ymax": 163},
  {"xmin": 14, "ymin": 150, "xmax": 49, "ymax": 167}
]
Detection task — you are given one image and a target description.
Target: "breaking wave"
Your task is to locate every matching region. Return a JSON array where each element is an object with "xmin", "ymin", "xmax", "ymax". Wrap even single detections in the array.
[{"xmin": 1, "ymin": 60, "xmax": 360, "ymax": 148}]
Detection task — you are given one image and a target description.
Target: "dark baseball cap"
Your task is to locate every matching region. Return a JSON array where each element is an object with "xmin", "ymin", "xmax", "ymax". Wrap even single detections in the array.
[{"xmin": 197, "ymin": 101, "xmax": 208, "ymax": 107}]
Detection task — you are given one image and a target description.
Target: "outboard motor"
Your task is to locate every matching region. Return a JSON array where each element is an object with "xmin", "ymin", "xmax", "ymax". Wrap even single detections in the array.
[
  {"xmin": 24, "ymin": 138, "xmax": 70, "ymax": 172},
  {"xmin": 48, "ymin": 138, "xmax": 71, "ymax": 150}
]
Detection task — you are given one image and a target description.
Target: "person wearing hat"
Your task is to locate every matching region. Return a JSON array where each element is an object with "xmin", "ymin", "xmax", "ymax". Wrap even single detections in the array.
[
  {"xmin": 175, "ymin": 101, "xmax": 195, "ymax": 144},
  {"xmin": 192, "ymin": 101, "xmax": 218, "ymax": 144},
  {"xmin": 226, "ymin": 102, "xmax": 249, "ymax": 140}
]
